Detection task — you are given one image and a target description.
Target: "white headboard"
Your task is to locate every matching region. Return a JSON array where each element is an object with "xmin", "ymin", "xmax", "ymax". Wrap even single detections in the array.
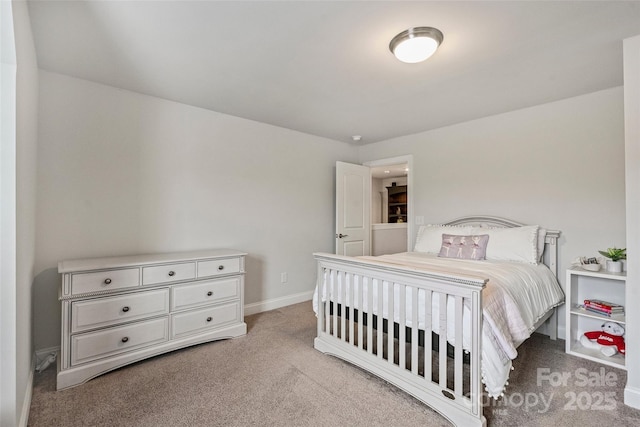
[{"xmin": 442, "ymin": 215, "xmax": 561, "ymax": 277}]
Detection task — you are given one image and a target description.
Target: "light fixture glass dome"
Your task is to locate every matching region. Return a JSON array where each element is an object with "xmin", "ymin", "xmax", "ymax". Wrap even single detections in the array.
[{"xmin": 389, "ymin": 27, "xmax": 443, "ymax": 63}]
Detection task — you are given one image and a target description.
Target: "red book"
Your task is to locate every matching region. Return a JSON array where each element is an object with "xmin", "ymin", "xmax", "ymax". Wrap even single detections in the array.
[
  {"xmin": 583, "ymin": 299, "xmax": 624, "ymax": 311},
  {"xmin": 584, "ymin": 303, "xmax": 611, "ymax": 314},
  {"xmin": 584, "ymin": 302, "xmax": 620, "ymax": 313}
]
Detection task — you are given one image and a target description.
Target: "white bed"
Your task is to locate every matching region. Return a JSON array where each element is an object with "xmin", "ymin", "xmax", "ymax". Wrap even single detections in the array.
[{"xmin": 312, "ymin": 216, "xmax": 564, "ymax": 427}]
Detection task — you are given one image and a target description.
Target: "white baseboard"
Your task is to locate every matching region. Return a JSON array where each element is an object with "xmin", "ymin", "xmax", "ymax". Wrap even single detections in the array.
[
  {"xmin": 19, "ymin": 356, "xmax": 35, "ymax": 427},
  {"xmin": 35, "ymin": 346, "xmax": 60, "ymax": 367},
  {"xmin": 625, "ymin": 385, "xmax": 640, "ymax": 409},
  {"xmin": 244, "ymin": 290, "xmax": 313, "ymax": 316}
]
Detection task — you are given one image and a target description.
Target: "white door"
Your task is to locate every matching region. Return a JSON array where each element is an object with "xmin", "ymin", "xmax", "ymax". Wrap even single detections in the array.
[{"xmin": 335, "ymin": 161, "xmax": 371, "ymax": 256}]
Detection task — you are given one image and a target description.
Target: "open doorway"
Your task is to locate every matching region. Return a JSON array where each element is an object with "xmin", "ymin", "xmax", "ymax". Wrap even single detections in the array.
[
  {"xmin": 370, "ymin": 163, "xmax": 408, "ymax": 224},
  {"xmin": 364, "ymin": 156, "xmax": 413, "ymax": 255}
]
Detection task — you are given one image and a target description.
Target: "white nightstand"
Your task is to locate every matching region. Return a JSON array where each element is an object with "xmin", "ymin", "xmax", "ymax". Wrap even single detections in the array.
[{"xmin": 565, "ymin": 266, "xmax": 626, "ymax": 369}]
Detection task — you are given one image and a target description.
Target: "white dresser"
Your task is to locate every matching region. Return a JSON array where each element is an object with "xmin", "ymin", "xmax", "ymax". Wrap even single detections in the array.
[{"xmin": 57, "ymin": 249, "xmax": 247, "ymax": 390}]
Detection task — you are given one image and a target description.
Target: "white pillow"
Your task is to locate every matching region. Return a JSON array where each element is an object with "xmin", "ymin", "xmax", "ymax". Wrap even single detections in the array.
[
  {"xmin": 472, "ymin": 225, "xmax": 540, "ymax": 264},
  {"xmin": 414, "ymin": 224, "xmax": 475, "ymax": 254}
]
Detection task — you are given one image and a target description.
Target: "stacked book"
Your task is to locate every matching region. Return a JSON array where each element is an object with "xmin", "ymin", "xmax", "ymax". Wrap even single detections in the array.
[{"xmin": 583, "ymin": 299, "xmax": 624, "ymax": 317}]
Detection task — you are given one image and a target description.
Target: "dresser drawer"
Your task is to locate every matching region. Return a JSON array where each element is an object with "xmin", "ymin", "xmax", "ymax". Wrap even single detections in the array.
[
  {"xmin": 198, "ymin": 257, "xmax": 241, "ymax": 278},
  {"xmin": 71, "ymin": 268, "xmax": 139, "ymax": 295},
  {"xmin": 142, "ymin": 262, "xmax": 196, "ymax": 285},
  {"xmin": 71, "ymin": 317, "xmax": 169, "ymax": 366},
  {"xmin": 171, "ymin": 302, "xmax": 240, "ymax": 339},
  {"xmin": 171, "ymin": 278, "xmax": 240, "ymax": 311},
  {"xmin": 71, "ymin": 289, "xmax": 170, "ymax": 333}
]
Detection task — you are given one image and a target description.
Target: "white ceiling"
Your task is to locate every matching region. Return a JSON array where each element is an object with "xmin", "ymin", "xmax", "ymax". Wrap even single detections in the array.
[
  {"xmin": 371, "ymin": 164, "xmax": 408, "ymax": 179},
  {"xmin": 27, "ymin": 1, "xmax": 640, "ymax": 144}
]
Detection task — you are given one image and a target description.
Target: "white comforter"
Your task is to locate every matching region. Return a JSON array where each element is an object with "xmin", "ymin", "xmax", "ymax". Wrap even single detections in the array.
[{"xmin": 312, "ymin": 252, "xmax": 564, "ymax": 398}]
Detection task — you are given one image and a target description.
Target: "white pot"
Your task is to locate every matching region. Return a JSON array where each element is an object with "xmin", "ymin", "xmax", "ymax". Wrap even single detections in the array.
[{"xmin": 606, "ymin": 260, "xmax": 623, "ymax": 273}]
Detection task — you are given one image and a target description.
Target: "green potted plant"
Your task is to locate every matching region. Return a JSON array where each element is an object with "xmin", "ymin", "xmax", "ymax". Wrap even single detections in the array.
[{"xmin": 598, "ymin": 247, "xmax": 626, "ymax": 273}]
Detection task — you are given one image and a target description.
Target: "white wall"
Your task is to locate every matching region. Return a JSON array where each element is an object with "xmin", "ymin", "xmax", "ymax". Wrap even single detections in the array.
[
  {"xmin": 1, "ymin": 1, "xmax": 38, "ymax": 426},
  {"xmin": 358, "ymin": 87, "xmax": 627, "ymax": 337},
  {"xmin": 33, "ymin": 71, "xmax": 357, "ymax": 351},
  {"xmin": 624, "ymin": 34, "xmax": 640, "ymax": 409},
  {"xmin": 14, "ymin": 0, "xmax": 38, "ymax": 423},
  {"xmin": 371, "ymin": 224, "xmax": 408, "ymax": 256},
  {"xmin": 0, "ymin": 1, "xmax": 18, "ymax": 423}
]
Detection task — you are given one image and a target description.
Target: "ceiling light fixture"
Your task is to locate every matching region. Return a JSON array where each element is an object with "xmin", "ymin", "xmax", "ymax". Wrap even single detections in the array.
[{"xmin": 389, "ymin": 27, "xmax": 443, "ymax": 63}]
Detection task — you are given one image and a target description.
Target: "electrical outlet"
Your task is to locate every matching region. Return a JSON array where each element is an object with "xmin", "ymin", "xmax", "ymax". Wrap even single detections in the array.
[
  {"xmin": 416, "ymin": 215, "xmax": 424, "ymax": 225},
  {"xmin": 281, "ymin": 272, "xmax": 288, "ymax": 284}
]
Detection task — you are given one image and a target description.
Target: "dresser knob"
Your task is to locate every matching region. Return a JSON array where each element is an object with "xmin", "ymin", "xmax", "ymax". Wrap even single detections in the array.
[
  {"xmin": 121, "ymin": 337, "xmax": 129, "ymax": 343},
  {"xmin": 104, "ymin": 278, "xmax": 112, "ymax": 284},
  {"xmin": 122, "ymin": 306, "xmax": 130, "ymax": 312},
  {"xmin": 207, "ymin": 291, "xmax": 213, "ymax": 296},
  {"xmin": 206, "ymin": 317, "xmax": 212, "ymax": 322},
  {"xmin": 218, "ymin": 265, "xmax": 224, "ymax": 271},
  {"xmin": 168, "ymin": 271, "xmax": 176, "ymax": 277}
]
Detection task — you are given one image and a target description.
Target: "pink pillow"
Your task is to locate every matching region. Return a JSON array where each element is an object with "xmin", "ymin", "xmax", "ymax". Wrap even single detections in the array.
[{"xmin": 438, "ymin": 234, "xmax": 489, "ymax": 260}]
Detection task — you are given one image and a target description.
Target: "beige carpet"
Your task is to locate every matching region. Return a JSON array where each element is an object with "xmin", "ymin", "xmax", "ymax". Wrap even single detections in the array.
[{"xmin": 28, "ymin": 301, "xmax": 640, "ymax": 426}]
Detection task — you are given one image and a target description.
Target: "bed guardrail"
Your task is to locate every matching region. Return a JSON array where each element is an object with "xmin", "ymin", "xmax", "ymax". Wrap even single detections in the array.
[{"xmin": 314, "ymin": 252, "xmax": 488, "ymax": 427}]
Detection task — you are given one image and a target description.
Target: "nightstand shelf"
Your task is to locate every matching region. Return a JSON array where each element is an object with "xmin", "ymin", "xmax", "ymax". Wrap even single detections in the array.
[
  {"xmin": 568, "ymin": 340, "xmax": 626, "ymax": 367},
  {"xmin": 565, "ymin": 266, "xmax": 626, "ymax": 370},
  {"xmin": 569, "ymin": 304, "xmax": 625, "ymax": 324}
]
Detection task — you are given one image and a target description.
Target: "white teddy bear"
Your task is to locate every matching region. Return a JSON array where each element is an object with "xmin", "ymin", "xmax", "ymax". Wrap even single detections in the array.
[{"xmin": 579, "ymin": 321, "xmax": 625, "ymax": 357}]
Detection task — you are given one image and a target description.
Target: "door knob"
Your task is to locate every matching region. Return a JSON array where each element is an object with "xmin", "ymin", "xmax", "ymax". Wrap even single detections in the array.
[{"xmin": 336, "ymin": 233, "xmax": 349, "ymax": 238}]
